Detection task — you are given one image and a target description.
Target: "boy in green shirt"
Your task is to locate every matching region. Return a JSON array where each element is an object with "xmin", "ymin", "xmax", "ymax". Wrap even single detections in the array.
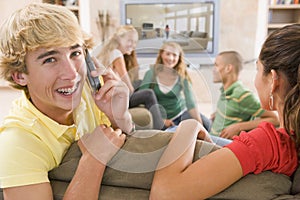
[{"xmin": 210, "ymin": 51, "xmax": 279, "ymax": 139}]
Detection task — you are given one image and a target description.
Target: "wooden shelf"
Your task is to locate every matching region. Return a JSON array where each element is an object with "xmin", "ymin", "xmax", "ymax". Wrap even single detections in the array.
[
  {"xmin": 269, "ymin": 4, "xmax": 300, "ymax": 9},
  {"xmin": 267, "ymin": 4, "xmax": 300, "ymax": 34},
  {"xmin": 42, "ymin": 0, "xmax": 80, "ymax": 21},
  {"xmin": 268, "ymin": 23, "xmax": 297, "ymax": 28}
]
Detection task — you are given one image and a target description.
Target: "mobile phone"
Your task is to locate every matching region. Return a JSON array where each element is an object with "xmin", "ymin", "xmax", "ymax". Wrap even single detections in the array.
[{"xmin": 85, "ymin": 49, "xmax": 101, "ymax": 92}]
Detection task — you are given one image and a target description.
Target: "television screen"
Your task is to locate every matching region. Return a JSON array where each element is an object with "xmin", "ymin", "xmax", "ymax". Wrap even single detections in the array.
[{"xmin": 120, "ymin": 0, "xmax": 219, "ymax": 63}]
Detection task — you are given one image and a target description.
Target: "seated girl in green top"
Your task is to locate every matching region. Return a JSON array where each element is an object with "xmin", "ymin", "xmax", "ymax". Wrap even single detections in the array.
[{"xmin": 139, "ymin": 42, "xmax": 211, "ymax": 130}]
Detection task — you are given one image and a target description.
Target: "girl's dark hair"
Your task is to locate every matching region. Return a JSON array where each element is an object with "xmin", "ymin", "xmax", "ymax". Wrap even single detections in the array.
[
  {"xmin": 259, "ymin": 24, "xmax": 300, "ymax": 148},
  {"xmin": 124, "ymin": 51, "xmax": 138, "ymax": 71},
  {"xmin": 123, "ymin": 51, "xmax": 139, "ymax": 83}
]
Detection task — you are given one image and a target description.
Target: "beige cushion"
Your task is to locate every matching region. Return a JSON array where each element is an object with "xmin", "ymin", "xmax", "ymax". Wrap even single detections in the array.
[
  {"xmin": 129, "ymin": 107, "xmax": 153, "ymax": 130},
  {"xmin": 191, "ymin": 31, "xmax": 207, "ymax": 38}
]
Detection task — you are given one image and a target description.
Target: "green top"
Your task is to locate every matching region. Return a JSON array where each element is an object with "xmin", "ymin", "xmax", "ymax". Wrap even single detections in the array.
[
  {"xmin": 210, "ymin": 81, "xmax": 264, "ymax": 136},
  {"xmin": 139, "ymin": 67, "xmax": 196, "ymax": 119}
]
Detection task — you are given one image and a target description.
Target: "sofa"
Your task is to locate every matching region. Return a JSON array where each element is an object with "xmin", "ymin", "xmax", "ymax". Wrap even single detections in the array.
[
  {"xmin": 135, "ymin": 26, "xmax": 158, "ymax": 40},
  {"xmin": 168, "ymin": 30, "xmax": 209, "ymax": 52},
  {"xmin": 1, "ymin": 125, "xmax": 299, "ymax": 200}
]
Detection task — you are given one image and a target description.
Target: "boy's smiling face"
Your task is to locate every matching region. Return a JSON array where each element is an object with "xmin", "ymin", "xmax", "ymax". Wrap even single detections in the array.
[{"xmin": 14, "ymin": 45, "xmax": 86, "ymax": 124}]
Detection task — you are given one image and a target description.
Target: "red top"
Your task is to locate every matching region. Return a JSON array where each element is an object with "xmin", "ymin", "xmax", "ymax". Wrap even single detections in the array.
[{"xmin": 226, "ymin": 122, "xmax": 298, "ymax": 176}]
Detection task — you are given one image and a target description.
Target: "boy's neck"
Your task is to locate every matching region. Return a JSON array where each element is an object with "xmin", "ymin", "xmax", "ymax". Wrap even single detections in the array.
[{"xmin": 223, "ymin": 75, "xmax": 238, "ymax": 91}]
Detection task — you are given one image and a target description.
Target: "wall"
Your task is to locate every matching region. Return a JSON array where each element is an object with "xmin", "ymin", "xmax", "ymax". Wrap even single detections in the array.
[
  {"xmin": 86, "ymin": 0, "xmax": 121, "ymax": 44},
  {"xmin": 0, "ymin": 0, "xmax": 40, "ymax": 24},
  {"xmin": 219, "ymin": 0, "xmax": 268, "ymax": 61},
  {"xmin": 0, "ymin": 88, "xmax": 21, "ymax": 122}
]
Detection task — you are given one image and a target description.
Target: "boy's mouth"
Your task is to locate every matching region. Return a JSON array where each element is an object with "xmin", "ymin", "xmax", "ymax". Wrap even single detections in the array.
[{"xmin": 57, "ymin": 82, "xmax": 79, "ymax": 95}]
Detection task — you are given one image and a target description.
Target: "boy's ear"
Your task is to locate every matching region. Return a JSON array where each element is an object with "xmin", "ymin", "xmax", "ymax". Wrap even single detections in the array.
[
  {"xmin": 11, "ymin": 72, "xmax": 28, "ymax": 86},
  {"xmin": 225, "ymin": 64, "xmax": 233, "ymax": 73}
]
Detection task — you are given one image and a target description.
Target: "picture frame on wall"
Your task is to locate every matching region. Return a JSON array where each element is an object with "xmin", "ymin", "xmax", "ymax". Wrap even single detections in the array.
[{"xmin": 120, "ymin": 0, "xmax": 220, "ymax": 61}]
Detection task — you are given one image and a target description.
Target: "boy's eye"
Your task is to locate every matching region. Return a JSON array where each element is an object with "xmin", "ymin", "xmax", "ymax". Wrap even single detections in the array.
[
  {"xmin": 71, "ymin": 50, "xmax": 82, "ymax": 57},
  {"xmin": 43, "ymin": 57, "xmax": 56, "ymax": 64}
]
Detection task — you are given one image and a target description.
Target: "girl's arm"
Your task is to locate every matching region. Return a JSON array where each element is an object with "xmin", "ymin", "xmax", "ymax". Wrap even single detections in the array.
[
  {"xmin": 149, "ymin": 120, "xmax": 243, "ymax": 200},
  {"xmin": 183, "ymin": 79, "xmax": 203, "ymax": 124},
  {"xmin": 112, "ymin": 57, "xmax": 135, "ymax": 94},
  {"xmin": 188, "ymin": 107, "xmax": 203, "ymax": 124}
]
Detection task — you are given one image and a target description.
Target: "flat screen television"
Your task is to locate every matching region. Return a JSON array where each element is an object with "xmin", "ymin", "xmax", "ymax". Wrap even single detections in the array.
[{"xmin": 120, "ymin": 0, "xmax": 220, "ymax": 65}]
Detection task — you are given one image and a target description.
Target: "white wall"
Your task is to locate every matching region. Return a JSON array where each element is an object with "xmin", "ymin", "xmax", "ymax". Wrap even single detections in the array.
[
  {"xmin": 0, "ymin": 88, "xmax": 21, "ymax": 122},
  {"xmin": 0, "ymin": 0, "xmax": 41, "ymax": 25},
  {"xmin": 219, "ymin": 0, "xmax": 268, "ymax": 62}
]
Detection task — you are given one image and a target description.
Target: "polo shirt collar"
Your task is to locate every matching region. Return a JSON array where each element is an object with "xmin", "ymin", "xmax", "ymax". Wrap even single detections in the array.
[
  {"xmin": 19, "ymin": 93, "xmax": 86, "ymax": 139},
  {"xmin": 221, "ymin": 81, "xmax": 242, "ymax": 94}
]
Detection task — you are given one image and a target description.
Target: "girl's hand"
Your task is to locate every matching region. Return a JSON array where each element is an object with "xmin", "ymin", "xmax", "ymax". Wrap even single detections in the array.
[
  {"xmin": 164, "ymin": 119, "xmax": 175, "ymax": 128},
  {"xmin": 197, "ymin": 127, "xmax": 214, "ymax": 143}
]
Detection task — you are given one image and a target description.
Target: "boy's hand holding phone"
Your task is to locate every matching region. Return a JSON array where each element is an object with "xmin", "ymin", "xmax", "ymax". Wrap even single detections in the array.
[{"xmin": 85, "ymin": 50, "xmax": 132, "ymax": 134}]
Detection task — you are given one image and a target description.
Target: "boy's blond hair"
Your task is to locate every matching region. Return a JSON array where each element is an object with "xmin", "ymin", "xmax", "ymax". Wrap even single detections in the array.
[{"xmin": 0, "ymin": 3, "xmax": 93, "ymax": 92}]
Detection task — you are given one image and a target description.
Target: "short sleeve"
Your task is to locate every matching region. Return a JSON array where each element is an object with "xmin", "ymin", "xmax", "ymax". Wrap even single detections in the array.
[
  {"xmin": 109, "ymin": 49, "xmax": 123, "ymax": 65},
  {"xmin": 183, "ymin": 79, "xmax": 196, "ymax": 110},
  {"xmin": 139, "ymin": 68, "xmax": 154, "ymax": 90},
  {"xmin": 0, "ymin": 128, "xmax": 52, "ymax": 188},
  {"xmin": 225, "ymin": 122, "xmax": 298, "ymax": 177}
]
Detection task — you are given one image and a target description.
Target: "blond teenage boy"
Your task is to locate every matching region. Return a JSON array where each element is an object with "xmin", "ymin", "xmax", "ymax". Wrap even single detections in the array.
[{"xmin": 0, "ymin": 3, "xmax": 134, "ymax": 199}]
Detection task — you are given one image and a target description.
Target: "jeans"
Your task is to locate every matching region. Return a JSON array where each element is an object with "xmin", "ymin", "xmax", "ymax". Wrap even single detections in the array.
[
  {"xmin": 129, "ymin": 89, "xmax": 164, "ymax": 130},
  {"xmin": 210, "ymin": 135, "xmax": 232, "ymax": 147},
  {"xmin": 164, "ymin": 126, "xmax": 232, "ymax": 147}
]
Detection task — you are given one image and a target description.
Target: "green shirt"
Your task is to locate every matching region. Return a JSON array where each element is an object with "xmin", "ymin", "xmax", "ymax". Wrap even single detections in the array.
[
  {"xmin": 210, "ymin": 81, "xmax": 264, "ymax": 136},
  {"xmin": 140, "ymin": 67, "xmax": 196, "ymax": 119}
]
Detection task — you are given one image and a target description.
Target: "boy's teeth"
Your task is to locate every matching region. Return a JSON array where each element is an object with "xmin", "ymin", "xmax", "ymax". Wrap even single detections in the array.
[{"xmin": 58, "ymin": 86, "xmax": 76, "ymax": 94}]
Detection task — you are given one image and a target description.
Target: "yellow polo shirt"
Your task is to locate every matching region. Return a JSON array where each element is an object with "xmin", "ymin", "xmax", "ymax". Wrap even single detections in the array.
[{"xmin": 0, "ymin": 83, "xmax": 110, "ymax": 188}]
